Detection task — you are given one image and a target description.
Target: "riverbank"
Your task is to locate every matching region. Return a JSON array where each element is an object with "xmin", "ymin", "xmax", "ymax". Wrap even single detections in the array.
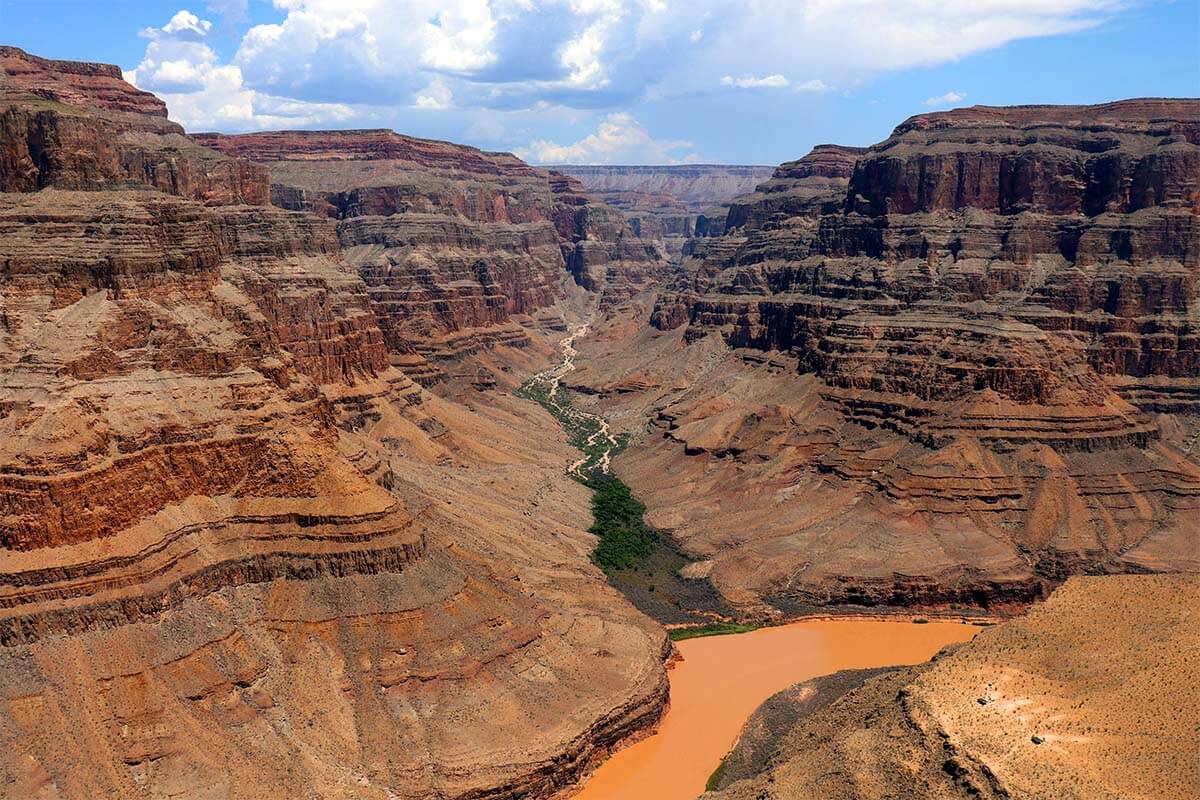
[
  {"xmin": 570, "ymin": 616, "xmax": 981, "ymax": 800},
  {"xmin": 519, "ymin": 324, "xmax": 1017, "ymax": 630}
]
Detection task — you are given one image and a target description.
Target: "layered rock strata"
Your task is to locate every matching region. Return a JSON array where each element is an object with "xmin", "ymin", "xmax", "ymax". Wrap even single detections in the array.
[
  {"xmin": 560, "ymin": 165, "xmax": 777, "ymax": 255},
  {"xmin": 571, "ymin": 100, "xmax": 1200, "ymax": 611},
  {"xmin": 0, "ymin": 46, "xmax": 268, "ymax": 203},
  {"xmin": 0, "ymin": 49, "xmax": 669, "ymax": 799},
  {"xmin": 195, "ymin": 131, "xmax": 662, "ymax": 384},
  {"xmin": 706, "ymin": 574, "xmax": 1200, "ymax": 800}
]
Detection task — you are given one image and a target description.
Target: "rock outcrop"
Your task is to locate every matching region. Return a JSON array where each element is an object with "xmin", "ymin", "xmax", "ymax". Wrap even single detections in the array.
[
  {"xmin": 561, "ymin": 165, "xmax": 777, "ymax": 257},
  {"xmin": 0, "ymin": 49, "xmax": 669, "ymax": 800},
  {"xmin": 0, "ymin": 46, "xmax": 269, "ymax": 203},
  {"xmin": 195, "ymin": 131, "xmax": 662, "ymax": 384},
  {"xmin": 723, "ymin": 145, "xmax": 865, "ymax": 231},
  {"xmin": 570, "ymin": 100, "xmax": 1200, "ymax": 612},
  {"xmin": 705, "ymin": 574, "xmax": 1200, "ymax": 800}
]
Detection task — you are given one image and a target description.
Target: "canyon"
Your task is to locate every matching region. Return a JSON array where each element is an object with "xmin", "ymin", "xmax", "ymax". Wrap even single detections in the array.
[
  {"xmin": 0, "ymin": 42, "xmax": 1197, "ymax": 800},
  {"xmin": 560, "ymin": 165, "xmax": 776, "ymax": 255},
  {"xmin": 568, "ymin": 99, "xmax": 1200, "ymax": 615},
  {"xmin": 0, "ymin": 46, "xmax": 669, "ymax": 800}
]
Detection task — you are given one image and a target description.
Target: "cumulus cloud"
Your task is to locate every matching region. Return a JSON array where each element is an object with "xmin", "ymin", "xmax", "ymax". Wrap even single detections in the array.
[
  {"xmin": 415, "ymin": 78, "xmax": 453, "ymax": 110},
  {"xmin": 222, "ymin": 1, "xmax": 1119, "ymax": 111},
  {"xmin": 127, "ymin": 9, "xmax": 356, "ymax": 130},
  {"xmin": 925, "ymin": 90, "xmax": 967, "ymax": 106},
  {"xmin": 721, "ymin": 74, "xmax": 789, "ymax": 89},
  {"xmin": 122, "ymin": 1, "xmax": 1128, "ymax": 133},
  {"xmin": 515, "ymin": 112, "xmax": 699, "ymax": 164}
]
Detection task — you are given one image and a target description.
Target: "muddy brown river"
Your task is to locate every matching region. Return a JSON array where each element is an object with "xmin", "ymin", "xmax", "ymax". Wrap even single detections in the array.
[{"xmin": 573, "ymin": 618, "xmax": 979, "ymax": 799}]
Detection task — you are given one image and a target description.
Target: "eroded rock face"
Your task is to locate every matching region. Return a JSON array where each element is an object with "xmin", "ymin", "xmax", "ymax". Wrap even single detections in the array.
[
  {"xmin": 848, "ymin": 100, "xmax": 1200, "ymax": 216},
  {"xmin": 570, "ymin": 100, "xmax": 1200, "ymax": 612},
  {"xmin": 0, "ymin": 51, "xmax": 668, "ymax": 799},
  {"xmin": 723, "ymin": 145, "xmax": 865, "ymax": 231},
  {"xmin": 560, "ymin": 165, "xmax": 777, "ymax": 254},
  {"xmin": 195, "ymin": 131, "xmax": 663, "ymax": 384},
  {"xmin": 705, "ymin": 574, "xmax": 1200, "ymax": 800},
  {"xmin": 0, "ymin": 46, "xmax": 269, "ymax": 203}
]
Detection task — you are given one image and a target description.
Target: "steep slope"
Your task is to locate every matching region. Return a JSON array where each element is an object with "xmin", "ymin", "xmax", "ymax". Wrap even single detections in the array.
[
  {"xmin": 0, "ymin": 46, "xmax": 267, "ymax": 202},
  {"xmin": 570, "ymin": 100, "xmax": 1200, "ymax": 612},
  {"xmin": 706, "ymin": 574, "xmax": 1200, "ymax": 800},
  {"xmin": 0, "ymin": 47, "xmax": 668, "ymax": 800},
  {"xmin": 195, "ymin": 131, "xmax": 663, "ymax": 386}
]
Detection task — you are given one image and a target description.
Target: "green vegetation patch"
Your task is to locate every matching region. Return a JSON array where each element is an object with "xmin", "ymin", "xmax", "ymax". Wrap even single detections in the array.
[
  {"xmin": 589, "ymin": 478, "xmax": 658, "ymax": 571},
  {"xmin": 668, "ymin": 621, "xmax": 762, "ymax": 641},
  {"xmin": 516, "ymin": 379, "xmax": 626, "ymax": 483},
  {"xmin": 519, "ymin": 376, "xmax": 651, "ymax": 571}
]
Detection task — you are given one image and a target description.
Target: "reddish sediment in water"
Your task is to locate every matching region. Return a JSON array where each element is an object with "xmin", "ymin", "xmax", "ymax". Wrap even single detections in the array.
[{"xmin": 574, "ymin": 618, "xmax": 979, "ymax": 800}]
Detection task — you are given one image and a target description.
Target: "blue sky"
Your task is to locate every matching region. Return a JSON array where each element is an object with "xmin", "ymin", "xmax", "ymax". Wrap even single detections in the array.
[{"xmin": 3, "ymin": 0, "xmax": 1198, "ymax": 165}]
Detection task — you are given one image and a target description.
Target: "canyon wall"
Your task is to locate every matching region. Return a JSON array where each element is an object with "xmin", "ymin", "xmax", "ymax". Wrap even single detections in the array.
[
  {"xmin": 560, "ymin": 164, "xmax": 777, "ymax": 255},
  {"xmin": 195, "ymin": 131, "xmax": 663, "ymax": 385},
  {"xmin": 573, "ymin": 100, "xmax": 1200, "ymax": 612},
  {"xmin": 0, "ymin": 47, "xmax": 668, "ymax": 800}
]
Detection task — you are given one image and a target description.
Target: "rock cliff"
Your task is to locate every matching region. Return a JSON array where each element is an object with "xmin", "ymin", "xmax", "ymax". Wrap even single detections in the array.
[
  {"xmin": 195, "ymin": 131, "xmax": 663, "ymax": 384},
  {"xmin": 0, "ymin": 48, "xmax": 669, "ymax": 799},
  {"xmin": 0, "ymin": 46, "xmax": 269, "ymax": 203},
  {"xmin": 560, "ymin": 165, "xmax": 777, "ymax": 257},
  {"xmin": 570, "ymin": 100, "xmax": 1200, "ymax": 612}
]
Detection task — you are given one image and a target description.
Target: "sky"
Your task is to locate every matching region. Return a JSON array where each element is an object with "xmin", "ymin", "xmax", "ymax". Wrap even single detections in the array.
[{"xmin": 2, "ymin": 0, "xmax": 1198, "ymax": 165}]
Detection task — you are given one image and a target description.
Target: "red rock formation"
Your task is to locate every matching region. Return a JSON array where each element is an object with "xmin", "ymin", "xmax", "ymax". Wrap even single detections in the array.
[
  {"xmin": 197, "ymin": 130, "xmax": 662, "ymax": 382},
  {"xmin": 0, "ymin": 45, "xmax": 168, "ymax": 117},
  {"xmin": 723, "ymin": 145, "xmax": 866, "ymax": 231},
  {"xmin": 1, "ymin": 46, "xmax": 269, "ymax": 202},
  {"xmin": 848, "ymin": 101, "xmax": 1200, "ymax": 216},
  {"xmin": 0, "ymin": 50, "xmax": 669, "ymax": 799},
  {"xmin": 572, "ymin": 100, "xmax": 1200, "ymax": 611}
]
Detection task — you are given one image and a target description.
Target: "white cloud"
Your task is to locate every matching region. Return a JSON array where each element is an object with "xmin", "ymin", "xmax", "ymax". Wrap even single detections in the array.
[
  {"xmin": 127, "ymin": 9, "xmax": 356, "ymax": 130},
  {"xmin": 415, "ymin": 77, "xmax": 453, "ymax": 110},
  {"xmin": 925, "ymin": 90, "xmax": 967, "ymax": 106},
  {"xmin": 558, "ymin": 0, "xmax": 627, "ymax": 89},
  {"xmin": 515, "ymin": 112, "xmax": 699, "ymax": 164},
  {"xmin": 420, "ymin": 1, "xmax": 498, "ymax": 72},
  {"xmin": 145, "ymin": 9, "xmax": 212, "ymax": 39},
  {"xmin": 119, "ymin": 1, "xmax": 1129, "ymax": 132},
  {"xmin": 721, "ymin": 73, "xmax": 789, "ymax": 89}
]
